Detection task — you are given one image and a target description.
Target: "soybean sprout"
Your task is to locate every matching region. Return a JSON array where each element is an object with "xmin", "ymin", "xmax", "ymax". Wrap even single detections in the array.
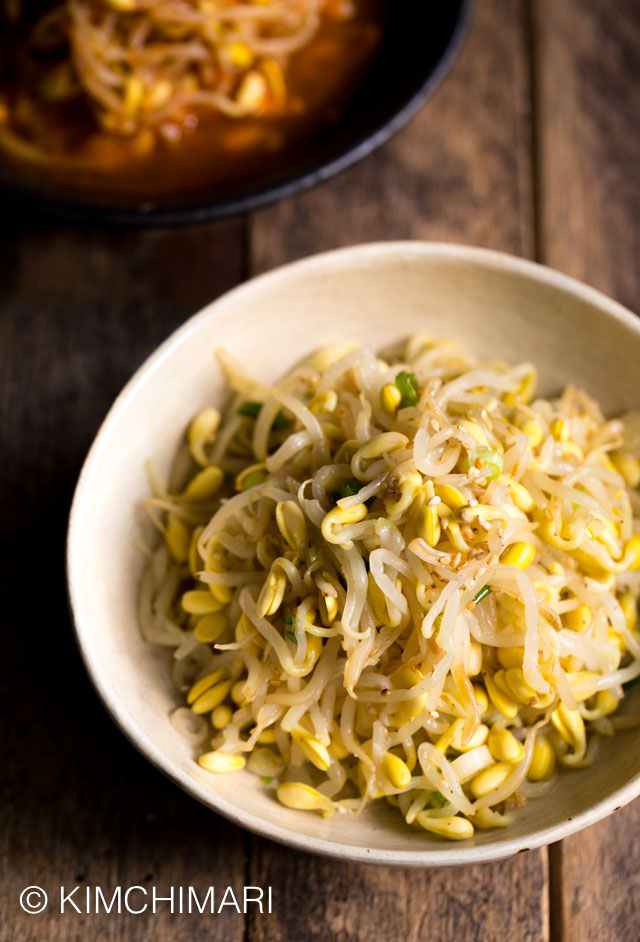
[{"xmin": 139, "ymin": 336, "xmax": 640, "ymax": 841}]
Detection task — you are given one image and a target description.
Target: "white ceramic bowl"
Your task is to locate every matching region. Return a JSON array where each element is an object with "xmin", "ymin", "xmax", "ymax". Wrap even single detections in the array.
[{"xmin": 67, "ymin": 242, "xmax": 640, "ymax": 866}]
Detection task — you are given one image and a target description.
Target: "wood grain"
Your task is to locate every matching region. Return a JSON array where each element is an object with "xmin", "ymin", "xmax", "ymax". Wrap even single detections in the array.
[
  {"xmin": 248, "ymin": 843, "xmax": 548, "ymax": 942},
  {"xmin": 251, "ymin": 0, "xmax": 535, "ymax": 274},
  {"xmin": 532, "ymin": 1, "xmax": 640, "ymax": 939},
  {"xmin": 1, "ymin": 0, "xmax": 638, "ymax": 938},
  {"xmin": 247, "ymin": 3, "xmax": 548, "ymax": 941},
  {"xmin": 532, "ymin": 0, "xmax": 640, "ymax": 310},
  {"xmin": 0, "ymin": 217, "xmax": 249, "ymax": 942}
]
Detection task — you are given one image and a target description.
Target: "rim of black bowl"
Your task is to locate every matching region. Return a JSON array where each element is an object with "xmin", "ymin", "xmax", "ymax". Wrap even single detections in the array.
[{"xmin": 1, "ymin": 0, "xmax": 474, "ymax": 227}]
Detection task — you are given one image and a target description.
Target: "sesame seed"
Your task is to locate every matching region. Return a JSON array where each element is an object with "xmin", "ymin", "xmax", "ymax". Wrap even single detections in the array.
[
  {"xmin": 427, "ymin": 496, "xmax": 441, "ymax": 506},
  {"xmin": 430, "ymin": 419, "xmax": 441, "ymax": 432},
  {"xmin": 468, "ymin": 498, "xmax": 479, "ymax": 507}
]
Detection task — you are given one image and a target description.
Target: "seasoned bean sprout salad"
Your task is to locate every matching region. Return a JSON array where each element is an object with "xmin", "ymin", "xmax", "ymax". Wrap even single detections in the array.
[{"xmin": 139, "ymin": 336, "xmax": 640, "ymax": 841}]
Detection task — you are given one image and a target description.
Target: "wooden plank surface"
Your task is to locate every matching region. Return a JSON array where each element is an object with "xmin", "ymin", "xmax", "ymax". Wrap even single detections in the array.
[
  {"xmin": 0, "ymin": 218, "xmax": 249, "ymax": 942},
  {"xmin": 248, "ymin": 842, "xmax": 548, "ymax": 942},
  {"xmin": 1, "ymin": 0, "xmax": 638, "ymax": 939},
  {"xmin": 248, "ymin": 3, "xmax": 549, "ymax": 941},
  {"xmin": 251, "ymin": 0, "xmax": 534, "ymax": 272},
  {"xmin": 532, "ymin": 0, "xmax": 640, "ymax": 312},
  {"xmin": 532, "ymin": 2, "xmax": 640, "ymax": 940}
]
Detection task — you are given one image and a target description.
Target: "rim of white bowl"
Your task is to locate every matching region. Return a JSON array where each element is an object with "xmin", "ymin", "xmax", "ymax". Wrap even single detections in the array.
[{"xmin": 67, "ymin": 241, "xmax": 640, "ymax": 867}]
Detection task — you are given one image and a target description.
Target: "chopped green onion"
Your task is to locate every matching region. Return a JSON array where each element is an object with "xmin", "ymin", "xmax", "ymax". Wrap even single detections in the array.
[
  {"xmin": 461, "ymin": 447, "xmax": 504, "ymax": 481},
  {"xmin": 238, "ymin": 400, "xmax": 262, "ymax": 419},
  {"xmin": 283, "ymin": 613, "xmax": 297, "ymax": 643},
  {"xmin": 394, "ymin": 371, "xmax": 420, "ymax": 409},
  {"xmin": 431, "ymin": 791, "xmax": 447, "ymax": 808},
  {"xmin": 273, "ymin": 410, "xmax": 292, "ymax": 430},
  {"xmin": 261, "ymin": 776, "xmax": 273, "ymax": 785},
  {"xmin": 238, "ymin": 400, "xmax": 291, "ymax": 430},
  {"xmin": 341, "ymin": 478, "xmax": 362, "ymax": 498},
  {"xmin": 474, "ymin": 585, "xmax": 492, "ymax": 604},
  {"xmin": 333, "ymin": 478, "xmax": 375, "ymax": 507}
]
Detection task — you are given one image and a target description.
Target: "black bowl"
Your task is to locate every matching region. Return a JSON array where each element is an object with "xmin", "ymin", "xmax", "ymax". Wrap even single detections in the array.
[{"xmin": 0, "ymin": 1, "xmax": 473, "ymax": 226}]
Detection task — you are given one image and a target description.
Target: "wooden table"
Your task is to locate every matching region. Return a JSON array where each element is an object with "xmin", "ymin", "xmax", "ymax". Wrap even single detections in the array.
[{"xmin": 2, "ymin": 1, "xmax": 639, "ymax": 939}]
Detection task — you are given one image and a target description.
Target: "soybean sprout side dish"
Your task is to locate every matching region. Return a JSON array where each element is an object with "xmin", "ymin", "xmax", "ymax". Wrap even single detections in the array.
[{"xmin": 138, "ymin": 336, "xmax": 640, "ymax": 841}]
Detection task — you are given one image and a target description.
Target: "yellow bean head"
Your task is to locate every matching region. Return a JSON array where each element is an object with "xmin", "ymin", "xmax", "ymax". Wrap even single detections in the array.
[
  {"xmin": 290, "ymin": 729, "xmax": 331, "ymax": 772},
  {"xmin": 321, "ymin": 503, "xmax": 368, "ymax": 547},
  {"xmin": 187, "ymin": 668, "xmax": 226, "ymax": 705},
  {"xmin": 487, "ymin": 727, "xmax": 524, "ymax": 763},
  {"xmin": 198, "ymin": 751, "xmax": 245, "ymax": 773},
  {"xmin": 484, "ymin": 672, "xmax": 519, "ymax": 718},
  {"xmin": 500, "ymin": 541, "xmax": 535, "ymax": 570},
  {"xmin": 381, "ymin": 752, "xmax": 412, "ymax": 789},
  {"xmin": 194, "ymin": 611, "xmax": 228, "ymax": 644},
  {"xmin": 416, "ymin": 813, "xmax": 474, "ymax": 840},
  {"xmin": 417, "ymin": 503, "xmax": 441, "ymax": 547},
  {"xmin": 276, "ymin": 782, "xmax": 333, "ymax": 813},
  {"xmin": 165, "ymin": 513, "xmax": 190, "ymax": 563},
  {"xmin": 183, "ymin": 466, "xmax": 224, "ymax": 500},
  {"xmin": 191, "ymin": 679, "xmax": 233, "ymax": 714},
  {"xmin": 380, "ymin": 383, "xmax": 402, "ymax": 413},
  {"xmin": 470, "ymin": 761, "xmax": 511, "ymax": 799},
  {"xmin": 497, "ymin": 646, "xmax": 524, "ymax": 670},
  {"xmin": 563, "ymin": 605, "xmax": 592, "ymax": 632},
  {"xmin": 528, "ymin": 734, "xmax": 556, "ymax": 781},
  {"xmin": 181, "ymin": 590, "xmax": 225, "ymax": 616},
  {"xmin": 211, "ymin": 704, "xmax": 233, "ymax": 729},
  {"xmin": 188, "ymin": 408, "xmax": 220, "ymax": 465},
  {"xmin": 257, "ymin": 567, "xmax": 287, "ymax": 618},
  {"xmin": 275, "ymin": 500, "xmax": 307, "ymax": 555},
  {"xmin": 434, "ymin": 484, "xmax": 467, "ymax": 510}
]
